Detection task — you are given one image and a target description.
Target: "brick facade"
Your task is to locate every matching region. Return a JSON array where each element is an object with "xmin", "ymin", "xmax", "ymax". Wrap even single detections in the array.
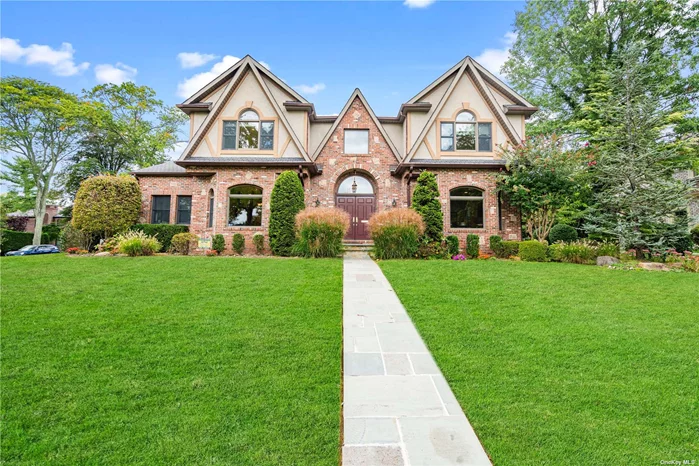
[{"xmin": 137, "ymin": 97, "xmax": 521, "ymax": 254}]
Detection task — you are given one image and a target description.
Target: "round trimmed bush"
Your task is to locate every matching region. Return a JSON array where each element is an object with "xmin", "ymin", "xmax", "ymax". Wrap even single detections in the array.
[
  {"xmin": 519, "ymin": 240, "xmax": 548, "ymax": 262},
  {"xmin": 269, "ymin": 171, "xmax": 305, "ymax": 256},
  {"xmin": 548, "ymin": 224, "xmax": 578, "ymax": 243},
  {"xmin": 232, "ymin": 233, "xmax": 245, "ymax": 255},
  {"xmin": 369, "ymin": 208, "xmax": 425, "ymax": 259},
  {"xmin": 171, "ymin": 232, "xmax": 197, "ymax": 255},
  {"xmin": 445, "ymin": 235, "xmax": 460, "ymax": 256},
  {"xmin": 212, "ymin": 234, "xmax": 225, "ymax": 254},
  {"xmin": 293, "ymin": 207, "xmax": 350, "ymax": 258},
  {"xmin": 73, "ymin": 175, "xmax": 141, "ymax": 239}
]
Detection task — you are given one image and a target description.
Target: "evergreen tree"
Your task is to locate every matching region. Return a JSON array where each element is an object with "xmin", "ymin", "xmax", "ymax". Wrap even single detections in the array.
[
  {"xmin": 411, "ymin": 171, "xmax": 443, "ymax": 243},
  {"xmin": 585, "ymin": 45, "xmax": 691, "ymax": 255},
  {"xmin": 269, "ymin": 171, "xmax": 305, "ymax": 256}
]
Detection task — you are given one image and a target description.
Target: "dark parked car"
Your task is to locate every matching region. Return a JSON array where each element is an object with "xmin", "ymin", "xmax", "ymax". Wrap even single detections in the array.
[{"xmin": 5, "ymin": 245, "xmax": 60, "ymax": 256}]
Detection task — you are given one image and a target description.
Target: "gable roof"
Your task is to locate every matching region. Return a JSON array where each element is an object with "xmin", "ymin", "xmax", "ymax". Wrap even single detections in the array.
[
  {"xmin": 310, "ymin": 89, "xmax": 401, "ymax": 162},
  {"xmin": 183, "ymin": 55, "xmax": 309, "ymax": 105},
  {"xmin": 178, "ymin": 57, "xmax": 311, "ymax": 162},
  {"xmin": 402, "ymin": 57, "xmax": 524, "ymax": 163}
]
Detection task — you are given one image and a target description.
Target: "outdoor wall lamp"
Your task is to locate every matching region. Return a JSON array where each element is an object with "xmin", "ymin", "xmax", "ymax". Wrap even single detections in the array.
[
  {"xmin": 315, "ymin": 199, "xmax": 321, "ymax": 207},
  {"xmin": 392, "ymin": 199, "xmax": 397, "ymax": 207}
]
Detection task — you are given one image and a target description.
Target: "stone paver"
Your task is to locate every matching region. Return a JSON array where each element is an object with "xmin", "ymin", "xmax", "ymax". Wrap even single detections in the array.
[{"xmin": 343, "ymin": 253, "xmax": 491, "ymax": 466}]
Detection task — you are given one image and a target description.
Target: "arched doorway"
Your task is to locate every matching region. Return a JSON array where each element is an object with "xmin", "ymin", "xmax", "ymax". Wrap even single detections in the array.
[{"xmin": 336, "ymin": 172, "xmax": 376, "ymax": 241}]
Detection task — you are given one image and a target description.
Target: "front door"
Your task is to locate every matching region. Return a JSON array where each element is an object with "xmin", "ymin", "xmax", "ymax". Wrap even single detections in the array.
[{"xmin": 336, "ymin": 195, "xmax": 375, "ymax": 241}]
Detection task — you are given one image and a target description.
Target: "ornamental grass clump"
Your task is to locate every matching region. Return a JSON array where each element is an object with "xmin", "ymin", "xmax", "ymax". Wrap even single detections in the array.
[
  {"xmin": 369, "ymin": 208, "xmax": 425, "ymax": 260},
  {"xmin": 115, "ymin": 230, "xmax": 161, "ymax": 257},
  {"xmin": 548, "ymin": 239, "xmax": 597, "ymax": 264},
  {"xmin": 293, "ymin": 208, "xmax": 349, "ymax": 258}
]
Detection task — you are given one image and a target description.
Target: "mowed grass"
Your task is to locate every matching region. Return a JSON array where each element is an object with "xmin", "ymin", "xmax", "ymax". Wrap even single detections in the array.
[
  {"xmin": 1, "ymin": 255, "xmax": 342, "ymax": 465},
  {"xmin": 379, "ymin": 260, "xmax": 698, "ymax": 465}
]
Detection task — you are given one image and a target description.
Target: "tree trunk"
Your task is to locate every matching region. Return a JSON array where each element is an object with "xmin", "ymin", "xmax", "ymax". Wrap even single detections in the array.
[{"xmin": 32, "ymin": 189, "xmax": 47, "ymax": 245}]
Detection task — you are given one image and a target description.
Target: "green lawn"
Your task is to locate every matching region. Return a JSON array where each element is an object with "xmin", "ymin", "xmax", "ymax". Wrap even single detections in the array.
[
  {"xmin": 379, "ymin": 260, "xmax": 698, "ymax": 465},
  {"xmin": 1, "ymin": 255, "xmax": 342, "ymax": 465}
]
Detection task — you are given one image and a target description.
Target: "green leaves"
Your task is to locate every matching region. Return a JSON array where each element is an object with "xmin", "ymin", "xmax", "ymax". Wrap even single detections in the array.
[
  {"xmin": 269, "ymin": 171, "xmax": 305, "ymax": 256},
  {"xmin": 411, "ymin": 171, "xmax": 443, "ymax": 243}
]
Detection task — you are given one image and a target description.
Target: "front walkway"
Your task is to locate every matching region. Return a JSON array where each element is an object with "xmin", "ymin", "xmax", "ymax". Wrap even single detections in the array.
[{"xmin": 342, "ymin": 253, "xmax": 492, "ymax": 466}]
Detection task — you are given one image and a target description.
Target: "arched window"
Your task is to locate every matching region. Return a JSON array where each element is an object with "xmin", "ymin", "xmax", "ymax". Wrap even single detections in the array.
[
  {"xmin": 228, "ymin": 185, "xmax": 262, "ymax": 226},
  {"xmin": 440, "ymin": 111, "xmax": 492, "ymax": 152},
  {"xmin": 221, "ymin": 109, "xmax": 274, "ymax": 151},
  {"xmin": 207, "ymin": 189, "xmax": 215, "ymax": 228},
  {"xmin": 450, "ymin": 187, "xmax": 484, "ymax": 228},
  {"xmin": 337, "ymin": 174, "xmax": 374, "ymax": 194}
]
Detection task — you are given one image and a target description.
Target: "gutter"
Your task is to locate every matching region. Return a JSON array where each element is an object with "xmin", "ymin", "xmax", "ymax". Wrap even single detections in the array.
[
  {"xmin": 175, "ymin": 159, "xmax": 323, "ymax": 176},
  {"xmin": 391, "ymin": 160, "xmax": 507, "ymax": 176}
]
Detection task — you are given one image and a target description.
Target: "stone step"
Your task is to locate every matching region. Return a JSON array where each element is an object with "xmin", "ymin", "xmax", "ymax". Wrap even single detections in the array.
[{"xmin": 343, "ymin": 242, "xmax": 374, "ymax": 252}]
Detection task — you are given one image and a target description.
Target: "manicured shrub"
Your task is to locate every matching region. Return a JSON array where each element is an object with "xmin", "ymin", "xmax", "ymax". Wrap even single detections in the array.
[
  {"xmin": 445, "ymin": 235, "xmax": 460, "ymax": 256},
  {"xmin": 411, "ymin": 171, "xmax": 443, "ymax": 243},
  {"xmin": 1, "ymin": 229, "xmax": 48, "ymax": 254},
  {"xmin": 72, "ymin": 175, "xmax": 141, "ymax": 239},
  {"xmin": 466, "ymin": 234, "xmax": 480, "ymax": 259},
  {"xmin": 489, "ymin": 235, "xmax": 503, "ymax": 257},
  {"xmin": 269, "ymin": 171, "xmax": 305, "ymax": 256},
  {"xmin": 549, "ymin": 240, "xmax": 597, "ymax": 264},
  {"xmin": 548, "ymin": 224, "xmax": 578, "ymax": 244},
  {"xmin": 293, "ymin": 208, "xmax": 349, "ymax": 258},
  {"xmin": 115, "ymin": 230, "xmax": 161, "ymax": 257},
  {"xmin": 5, "ymin": 216, "xmax": 28, "ymax": 232},
  {"xmin": 369, "ymin": 208, "xmax": 425, "ymax": 260},
  {"xmin": 691, "ymin": 225, "xmax": 699, "ymax": 247},
  {"xmin": 416, "ymin": 241, "xmax": 448, "ymax": 259},
  {"xmin": 500, "ymin": 241, "xmax": 520, "ymax": 258},
  {"xmin": 58, "ymin": 223, "xmax": 94, "ymax": 251},
  {"xmin": 253, "ymin": 233, "xmax": 264, "ymax": 254},
  {"xmin": 519, "ymin": 240, "xmax": 548, "ymax": 262},
  {"xmin": 212, "ymin": 234, "xmax": 226, "ymax": 255},
  {"xmin": 42, "ymin": 223, "xmax": 61, "ymax": 243},
  {"xmin": 596, "ymin": 241, "xmax": 620, "ymax": 258},
  {"xmin": 131, "ymin": 224, "xmax": 188, "ymax": 251},
  {"xmin": 232, "ymin": 233, "xmax": 245, "ymax": 255},
  {"xmin": 171, "ymin": 232, "xmax": 198, "ymax": 255}
]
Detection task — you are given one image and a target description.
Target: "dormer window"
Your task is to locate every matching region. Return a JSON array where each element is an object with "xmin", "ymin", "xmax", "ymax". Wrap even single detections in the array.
[
  {"xmin": 440, "ymin": 111, "xmax": 492, "ymax": 152},
  {"xmin": 222, "ymin": 109, "xmax": 274, "ymax": 151}
]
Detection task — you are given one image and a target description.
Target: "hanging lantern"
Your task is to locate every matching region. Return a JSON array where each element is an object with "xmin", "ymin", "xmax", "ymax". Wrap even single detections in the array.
[{"xmin": 351, "ymin": 170, "xmax": 358, "ymax": 193}]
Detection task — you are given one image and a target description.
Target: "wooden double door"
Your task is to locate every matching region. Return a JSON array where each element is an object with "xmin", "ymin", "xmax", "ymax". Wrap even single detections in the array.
[{"xmin": 336, "ymin": 195, "xmax": 375, "ymax": 241}]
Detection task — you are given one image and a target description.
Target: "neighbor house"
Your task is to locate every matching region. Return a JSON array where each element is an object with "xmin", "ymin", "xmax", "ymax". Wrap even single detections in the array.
[{"xmin": 133, "ymin": 55, "xmax": 537, "ymax": 252}]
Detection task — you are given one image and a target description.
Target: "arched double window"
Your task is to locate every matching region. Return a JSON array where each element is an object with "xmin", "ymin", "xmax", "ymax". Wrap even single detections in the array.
[
  {"xmin": 450, "ymin": 187, "xmax": 484, "ymax": 228},
  {"xmin": 222, "ymin": 109, "xmax": 275, "ymax": 151},
  {"xmin": 440, "ymin": 111, "xmax": 492, "ymax": 152},
  {"xmin": 228, "ymin": 185, "xmax": 262, "ymax": 226}
]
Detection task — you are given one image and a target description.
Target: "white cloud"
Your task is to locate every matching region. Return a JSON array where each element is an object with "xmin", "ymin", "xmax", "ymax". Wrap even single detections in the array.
[
  {"xmin": 94, "ymin": 62, "xmax": 137, "ymax": 84},
  {"xmin": 165, "ymin": 141, "xmax": 188, "ymax": 160},
  {"xmin": 403, "ymin": 0, "xmax": 436, "ymax": 8},
  {"xmin": 177, "ymin": 52, "xmax": 218, "ymax": 69},
  {"xmin": 474, "ymin": 32, "xmax": 517, "ymax": 77},
  {"xmin": 293, "ymin": 83, "xmax": 326, "ymax": 95},
  {"xmin": 0, "ymin": 37, "xmax": 89, "ymax": 76}
]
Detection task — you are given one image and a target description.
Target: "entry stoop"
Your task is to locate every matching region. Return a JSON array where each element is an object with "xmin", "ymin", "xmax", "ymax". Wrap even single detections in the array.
[{"xmin": 343, "ymin": 242, "xmax": 373, "ymax": 254}]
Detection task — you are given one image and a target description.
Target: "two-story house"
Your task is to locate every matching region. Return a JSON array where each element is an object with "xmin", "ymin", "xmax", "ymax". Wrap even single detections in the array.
[{"xmin": 133, "ymin": 55, "xmax": 537, "ymax": 251}]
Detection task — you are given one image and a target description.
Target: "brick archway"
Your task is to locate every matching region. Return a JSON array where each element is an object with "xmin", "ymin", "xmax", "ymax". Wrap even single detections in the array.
[{"xmin": 335, "ymin": 170, "xmax": 376, "ymax": 242}]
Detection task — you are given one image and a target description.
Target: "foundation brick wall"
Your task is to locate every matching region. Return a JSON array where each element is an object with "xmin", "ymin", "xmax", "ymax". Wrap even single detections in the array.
[{"xmin": 136, "ymin": 98, "xmax": 521, "ymax": 254}]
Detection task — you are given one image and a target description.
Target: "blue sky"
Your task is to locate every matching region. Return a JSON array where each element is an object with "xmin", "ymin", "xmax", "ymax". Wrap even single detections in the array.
[{"xmin": 1, "ymin": 1, "xmax": 523, "ymax": 118}]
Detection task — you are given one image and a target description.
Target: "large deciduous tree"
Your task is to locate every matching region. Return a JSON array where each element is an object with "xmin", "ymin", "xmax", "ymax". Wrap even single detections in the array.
[
  {"xmin": 0, "ymin": 77, "xmax": 95, "ymax": 244},
  {"xmin": 63, "ymin": 82, "xmax": 187, "ymax": 196},
  {"xmin": 584, "ymin": 46, "xmax": 692, "ymax": 255},
  {"xmin": 503, "ymin": 0, "xmax": 699, "ymax": 139},
  {"xmin": 496, "ymin": 136, "xmax": 586, "ymax": 241}
]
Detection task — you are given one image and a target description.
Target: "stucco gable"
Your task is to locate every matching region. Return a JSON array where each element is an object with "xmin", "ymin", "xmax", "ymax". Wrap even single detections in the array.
[{"xmin": 179, "ymin": 60, "xmax": 310, "ymax": 161}]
